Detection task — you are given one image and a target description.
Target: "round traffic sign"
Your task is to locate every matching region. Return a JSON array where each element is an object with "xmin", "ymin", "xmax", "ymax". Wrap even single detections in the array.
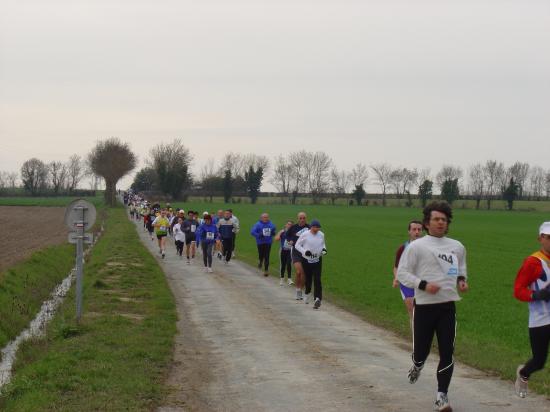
[{"xmin": 64, "ymin": 199, "xmax": 97, "ymax": 231}]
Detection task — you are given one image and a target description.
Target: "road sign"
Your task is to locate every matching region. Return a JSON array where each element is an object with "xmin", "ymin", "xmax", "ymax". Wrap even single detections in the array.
[
  {"xmin": 65, "ymin": 199, "xmax": 96, "ymax": 324},
  {"xmin": 64, "ymin": 199, "xmax": 96, "ymax": 231},
  {"xmin": 68, "ymin": 232, "xmax": 93, "ymax": 244}
]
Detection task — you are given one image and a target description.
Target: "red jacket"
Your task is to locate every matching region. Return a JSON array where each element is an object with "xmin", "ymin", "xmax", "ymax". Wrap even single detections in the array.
[{"xmin": 514, "ymin": 250, "xmax": 550, "ymax": 302}]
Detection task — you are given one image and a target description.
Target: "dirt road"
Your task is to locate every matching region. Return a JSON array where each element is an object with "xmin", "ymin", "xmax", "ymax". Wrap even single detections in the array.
[
  {"xmin": 0, "ymin": 206, "xmax": 67, "ymax": 273},
  {"xmin": 131, "ymin": 219, "xmax": 550, "ymax": 411}
]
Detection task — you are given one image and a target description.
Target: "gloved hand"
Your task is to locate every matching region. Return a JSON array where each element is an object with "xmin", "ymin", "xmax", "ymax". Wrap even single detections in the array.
[
  {"xmin": 532, "ymin": 289, "xmax": 550, "ymax": 301},
  {"xmin": 305, "ymin": 250, "xmax": 312, "ymax": 257},
  {"xmin": 321, "ymin": 248, "xmax": 327, "ymax": 255}
]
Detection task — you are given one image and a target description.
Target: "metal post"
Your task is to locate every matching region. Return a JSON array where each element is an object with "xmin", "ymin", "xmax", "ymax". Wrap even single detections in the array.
[{"xmin": 75, "ymin": 207, "xmax": 85, "ymax": 323}]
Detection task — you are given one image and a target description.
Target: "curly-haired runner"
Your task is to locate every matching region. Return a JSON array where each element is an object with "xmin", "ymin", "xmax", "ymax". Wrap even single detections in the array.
[{"xmin": 397, "ymin": 201, "xmax": 469, "ymax": 412}]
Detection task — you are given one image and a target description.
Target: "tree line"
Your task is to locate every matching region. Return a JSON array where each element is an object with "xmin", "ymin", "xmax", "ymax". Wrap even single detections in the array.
[{"xmin": 4, "ymin": 137, "xmax": 550, "ymax": 210}]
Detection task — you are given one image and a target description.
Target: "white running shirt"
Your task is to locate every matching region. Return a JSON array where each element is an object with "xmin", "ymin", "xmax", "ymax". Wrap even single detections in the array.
[
  {"xmin": 397, "ymin": 235, "xmax": 467, "ymax": 305},
  {"xmin": 295, "ymin": 230, "xmax": 326, "ymax": 263}
]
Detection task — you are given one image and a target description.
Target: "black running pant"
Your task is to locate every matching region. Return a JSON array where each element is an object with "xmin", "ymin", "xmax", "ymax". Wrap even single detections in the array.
[
  {"xmin": 412, "ymin": 301, "xmax": 456, "ymax": 394},
  {"xmin": 304, "ymin": 260, "xmax": 322, "ymax": 301},
  {"xmin": 257, "ymin": 243, "xmax": 272, "ymax": 271},
  {"xmin": 521, "ymin": 324, "xmax": 550, "ymax": 379},
  {"xmin": 175, "ymin": 240, "xmax": 184, "ymax": 256},
  {"xmin": 231, "ymin": 233, "xmax": 237, "ymax": 253},
  {"xmin": 222, "ymin": 238, "xmax": 233, "ymax": 262},
  {"xmin": 201, "ymin": 243, "xmax": 213, "ymax": 267},
  {"xmin": 280, "ymin": 249, "xmax": 292, "ymax": 278}
]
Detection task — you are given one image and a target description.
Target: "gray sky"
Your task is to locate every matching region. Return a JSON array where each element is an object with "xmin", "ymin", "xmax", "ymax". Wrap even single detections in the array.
[{"xmin": 1, "ymin": 0, "xmax": 549, "ymax": 189}]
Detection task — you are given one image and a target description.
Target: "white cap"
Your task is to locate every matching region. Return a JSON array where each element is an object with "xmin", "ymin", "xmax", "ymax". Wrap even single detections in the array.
[
  {"xmin": 203, "ymin": 211, "xmax": 208, "ymax": 215},
  {"xmin": 539, "ymin": 222, "xmax": 550, "ymax": 235}
]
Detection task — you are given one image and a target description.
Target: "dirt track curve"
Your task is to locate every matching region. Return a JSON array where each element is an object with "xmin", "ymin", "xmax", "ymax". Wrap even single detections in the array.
[{"xmin": 130, "ymin": 217, "xmax": 550, "ymax": 412}]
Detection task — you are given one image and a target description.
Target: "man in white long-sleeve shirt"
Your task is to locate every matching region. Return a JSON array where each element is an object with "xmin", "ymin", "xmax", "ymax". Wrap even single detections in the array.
[
  {"xmin": 295, "ymin": 219, "xmax": 327, "ymax": 309},
  {"xmin": 397, "ymin": 201, "xmax": 469, "ymax": 412}
]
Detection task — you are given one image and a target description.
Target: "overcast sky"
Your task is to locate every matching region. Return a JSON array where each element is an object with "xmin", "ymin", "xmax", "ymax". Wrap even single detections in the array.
[{"xmin": 1, "ymin": 0, "xmax": 549, "ymax": 190}]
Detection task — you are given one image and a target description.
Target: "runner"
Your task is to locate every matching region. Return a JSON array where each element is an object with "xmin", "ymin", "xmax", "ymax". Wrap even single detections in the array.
[
  {"xmin": 275, "ymin": 220, "xmax": 294, "ymax": 286},
  {"xmin": 397, "ymin": 201, "xmax": 469, "ymax": 412},
  {"xmin": 173, "ymin": 216, "xmax": 186, "ymax": 259},
  {"xmin": 393, "ymin": 220, "xmax": 423, "ymax": 319},
  {"xmin": 196, "ymin": 214, "xmax": 219, "ymax": 273},
  {"xmin": 217, "ymin": 210, "xmax": 239, "ymax": 264},
  {"xmin": 213, "ymin": 209, "xmax": 224, "ymax": 225},
  {"xmin": 152, "ymin": 209, "xmax": 170, "ymax": 259},
  {"xmin": 228, "ymin": 209, "xmax": 240, "ymax": 257},
  {"xmin": 294, "ymin": 219, "xmax": 327, "ymax": 309},
  {"xmin": 287, "ymin": 212, "xmax": 310, "ymax": 300},
  {"xmin": 250, "ymin": 213, "xmax": 276, "ymax": 276},
  {"xmin": 182, "ymin": 210, "xmax": 198, "ymax": 264},
  {"xmin": 146, "ymin": 208, "xmax": 156, "ymax": 241},
  {"xmin": 513, "ymin": 221, "xmax": 550, "ymax": 398}
]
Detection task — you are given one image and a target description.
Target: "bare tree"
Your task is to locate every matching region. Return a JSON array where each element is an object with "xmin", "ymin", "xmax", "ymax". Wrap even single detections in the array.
[
  {"xmin": 370, "ymin": 163, "xmax": 393, "ymax": 206},
  {"xmin": 66, "ymin": 154, "xmax": 84, "ymax": 192},
  {"xmin": 509, "ymin": 162, "xmax": 530, "ymax": 200},
  {"xmin": 529, "ymin": 166, "xmax": 546, "ymax": 201},
  {"xmin": 389, "ymin": 168, "xmax": 405, "ymax": 198},
  {"xmin": 20, "ymin": 158, "xmax": 48, "ymax": 196},
  {"xmin": 329, "ymin": 168, "xmax": 350, "ymax": 205},
  {"xmin": 349, "ymin": 163, "xmax": 369, "ymax": 187},
  {"xmin": 0, "ymin": 172, "xmax": 6, "ymax": 189},
  {"xmin": 6, "ymin": 172, "xmax": 18, "ymax": 188},
  {"xmin": 436, "ymin": 165, "xmax": 463, "ymax": 192},
  {"xmin": 49, "ymin": 161, "xmax": 68, "ymax": 194},
  {"xmin": 88, "ymin": 138, "xmax": 137, "ymax": 206},
  {"xmin": 270, "ymin": 155, "xmax": 292, "ymax": 194},
  {"xmin": 218, "ymin": 152, "xmax": 246, "ymax": 179},
  {"xmin": 242, "ymin": 154, "xmax": 270, "ymax": 175},
  {"xmin": 288, "ymin": 150, "xmax": 308, "ymax": 204},
  {"xmin": 483, "ymin": 160, "xmax": 504, "ymax": 210},
  {"xmin": 418, "ymin": 168, "xmax": 431, "ymax": 185},
  {"xmin": 546, "ymin": 170, "xmax": 550, "ymax": 199},
  {"xmin": 304, "ymin": 152, "xmax": 332, "ymax": 204},
  {"xmin": 468, "ymin": 163, "xmax": 484, "ymax": 209}
]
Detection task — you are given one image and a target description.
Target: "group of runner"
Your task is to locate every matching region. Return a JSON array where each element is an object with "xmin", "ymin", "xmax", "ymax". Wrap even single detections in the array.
[
  {"xmin": 392, "ymin": 200, "xmax": 550, "ymax": 411},
  {"xmin": 127, "ymin": 191, "xmax": 550, "ymax": 410}
]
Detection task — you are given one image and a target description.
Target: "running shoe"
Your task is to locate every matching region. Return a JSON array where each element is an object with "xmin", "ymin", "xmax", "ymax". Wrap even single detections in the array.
[
  {"xmin": 264, "ymin": 272, "xmax": 269, "ymax": 277},
  {"xmin": 295, "ymin": 290, "xmax": 303, "ymax": 300},
  {"xmin": 279, "ymin": 278, "xmax": 284, "ymax": 286},
  {"xmin": 313, "ymin": 298, "xmax": 321, "ymax": 309},
  {"xmin": 515, "ymin": 365, "xmax": 528, "ymax": 398},
  {"xmin": 162, "ymin": 252, "xmax": 165, "ymax": 259},
  {"xmin": 218, "ymin": 252, "xmax": 223, "ymax": 260},
  {"xmin": 287, "ymin": 278, "xmax": 294, "ymax": 286},
  {"xmin": 208, "ymin": 267, "xmax": 213, "ymax": 273},
  {"xmin": 204, "ymin": 267, "xmax": 209, "ymax": 272},
  {"xmin": 186, "ymin": 259, "xmax": 191, "ymax": 265},
  {"xmin": 408, "ymin": 364, "xmax": 422, "ymax": 384},
  {"xmin": 434, "ymin": 392, "xmax": 452, "ymax": 412},
  {"xmin": 304, "ymin": 294, "xmax": 310, "ymax": 304}
]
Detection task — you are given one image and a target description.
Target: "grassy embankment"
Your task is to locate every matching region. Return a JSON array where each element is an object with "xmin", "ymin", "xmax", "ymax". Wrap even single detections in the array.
[
  {"xmin": 0, "ymin": 206, "xmax": 177, "ymax": 411},
  {"xmin": 174, "ymin": 201, "xmax": 550, "ymax": 395}
]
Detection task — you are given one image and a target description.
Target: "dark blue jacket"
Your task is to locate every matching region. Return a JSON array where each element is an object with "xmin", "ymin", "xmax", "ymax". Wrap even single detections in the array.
[
  {"xmin": 250, "ymin": 220, "xmax": 276, "ymax": 245},
  {"xmin": 196, "ymin": 223, "xmax": 219, "ymax": 245}
]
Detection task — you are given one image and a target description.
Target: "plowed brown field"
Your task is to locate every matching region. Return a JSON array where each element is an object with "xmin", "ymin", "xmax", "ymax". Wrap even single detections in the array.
[{"xmin": 0, "ymin": 206, "xmax": 67, "ymax": 273}]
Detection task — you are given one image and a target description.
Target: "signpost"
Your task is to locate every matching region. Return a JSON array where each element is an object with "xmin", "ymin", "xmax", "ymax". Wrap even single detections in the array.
[{"xmin": 65, "ymin": 199, "xmax": 96, "ymax": 323}]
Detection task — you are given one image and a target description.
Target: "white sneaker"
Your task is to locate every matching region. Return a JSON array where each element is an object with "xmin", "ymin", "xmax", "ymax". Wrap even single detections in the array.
[
  {"xmin": 204, "ymin": 267, "xmax": 209, "ymax": 272},
  {"xmin": 208, "ymin": 267, "xmax": 213, "ymax": 273},
  {"xmin": 434, "ymin": 392, "xmax": 452, "ymax": 412},
  {"xmin": 408, "ymin": 364, "xmax": 422, "ymax": 384},
  {"xmin": 515, "ymin": 365, "xmax": 528, "ymax": 398},
  {"xmin": 295, "ymin": 290, "xmax": 303, "ymax": 300},
  {"xmin": 287, "ymin": 278, "xmax": 294, "ymax": 286},
  {"xmin": 304, "ymin": 294, "xmax": 310, "ymax": 304},
  {"xmin": 279, "ymin": 278, "xmax": 284, "ymax": 286}
]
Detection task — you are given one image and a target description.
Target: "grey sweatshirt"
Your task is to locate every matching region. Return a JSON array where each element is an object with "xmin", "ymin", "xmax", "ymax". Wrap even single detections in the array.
[{"xmin": 397, "ymin": 235, "xmax": 467, "ymax": 305}]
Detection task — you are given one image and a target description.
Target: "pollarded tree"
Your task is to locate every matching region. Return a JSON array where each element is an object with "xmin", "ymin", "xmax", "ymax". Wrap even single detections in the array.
[
  {"xmin": 49, "ymin": 161, "xmax": 68, "ymax": 194},
  {"xmin": 21, "ymin": 158, "xmax": 48, "ymax": 196},
  {"xmin": 370, "ymin": 163, "xmax": 393, "ymax": 206},
  {"xmin": 468, "ymin": 163, "xmax": 484, "ymax": 210},
  {"xmin": 483, "ymin": 160, "xmax": 504, "ymax": 210},
  {"xmin": 88, "ymin": 138, "xmax": 137, "ymax": 207},
  {"xmin": 66, "ymin": 154, "xmax": 84, "ymax": 192}
]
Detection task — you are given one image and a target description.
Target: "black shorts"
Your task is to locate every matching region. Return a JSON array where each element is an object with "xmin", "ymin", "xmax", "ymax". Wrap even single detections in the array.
[
  {"xmin": 185, "ymin": 233, "xmax": 196, "ymax": 243},
  {"xmin": 156, "ymin": 234, "xmax": 167, "ymax": 240},
  {"xmin": 291, "ymin": 247, "xmax": 305, "ymax": 264}
]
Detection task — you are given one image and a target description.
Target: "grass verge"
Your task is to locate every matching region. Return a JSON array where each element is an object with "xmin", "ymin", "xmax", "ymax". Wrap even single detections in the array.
[{"xmin": 0, "ymin": 207, "xmax": 177, "ymax": 411}]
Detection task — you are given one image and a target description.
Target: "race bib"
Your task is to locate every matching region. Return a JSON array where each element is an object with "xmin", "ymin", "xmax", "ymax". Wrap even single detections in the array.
[
  {"xmin": 262, "ymin": 228, "xmax": 271, "ymax": 236},
  {"xmin": 435, "ymin": 252, "xmax": 459, "ymax": 276},
  {"xmin": 160, "ymin": 226, "xmax": 167, "ymax": 232},
  {"xmin": 283, "ymin": 240, "xmax": 291, "ymax": 250},
  {"xmin": 206, "ymin": 232, "xmax": 215, "ymax": 240},
  {"xmin": 191, "ymin": 225, "xmax": 196, "ymax": 233}
]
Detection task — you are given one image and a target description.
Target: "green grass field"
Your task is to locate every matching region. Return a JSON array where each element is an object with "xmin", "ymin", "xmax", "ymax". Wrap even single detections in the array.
[
  {"xmin": 169, "ymin": 201, "xmax": 550, "ymax": 394},
  {"xmin": 0, "ymin": 207, "xmax": 177, "ymax": 411},
  {"xmin": 0, "ymin": 194, "xmax": 104, "ymax": 207}
]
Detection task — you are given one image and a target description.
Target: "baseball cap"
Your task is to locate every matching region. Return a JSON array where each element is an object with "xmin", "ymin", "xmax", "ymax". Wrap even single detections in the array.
[
  {"xmin": 310, "ymin": 219, "xmax": 321, "ymax": 228},
  {"xmin": 539, "ymin": 222, "xmax": 550, "ymax": 235},
  {"xmin": 203, "ymin": 211, "xmax": 209, "ymax": 216}
]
